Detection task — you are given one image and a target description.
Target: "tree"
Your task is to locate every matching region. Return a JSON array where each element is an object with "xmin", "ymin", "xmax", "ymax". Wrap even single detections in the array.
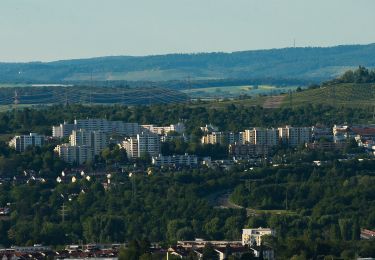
[{"xmin": 202, "ymin": 243, "xmax": 217, "ymax": 260}]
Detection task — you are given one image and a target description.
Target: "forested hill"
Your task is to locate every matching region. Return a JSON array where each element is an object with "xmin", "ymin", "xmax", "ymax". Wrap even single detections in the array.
[{"xmin": 1, "ymin": 43, "xmax": 375, "ymax": 84}]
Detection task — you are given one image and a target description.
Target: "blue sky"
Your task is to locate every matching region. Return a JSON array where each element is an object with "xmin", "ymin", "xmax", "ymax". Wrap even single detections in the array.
[{"xmin": 1, "ymin": 0, "xmax": 375, "ymax": 62}]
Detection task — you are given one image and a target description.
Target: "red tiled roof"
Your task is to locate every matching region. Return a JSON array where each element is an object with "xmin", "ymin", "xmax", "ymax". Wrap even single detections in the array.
[{"xmin": 351, "ymin": 127, "xmax": 375, "ymax": 136}]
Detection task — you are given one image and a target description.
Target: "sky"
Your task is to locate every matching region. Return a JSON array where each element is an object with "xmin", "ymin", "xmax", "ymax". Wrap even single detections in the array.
[{"xmin": 0, "ymin": 0, "xmax": 375, "ymax": 62}]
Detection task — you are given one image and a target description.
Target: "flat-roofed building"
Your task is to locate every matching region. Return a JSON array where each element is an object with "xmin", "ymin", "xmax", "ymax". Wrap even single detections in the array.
[
  {"xmin": 70, "ymin": 129, "xmax": 108, "ymax": 156},
  {"xmin": 243, "ymin": 128, "xmax": 279, "ymax": 146},
  {"xmin": 152, "ymin": 154, "xmax": 198, "ymax": 167},
  {"xmin": 52, "ymin": 119, "xmax": 140, "ymax": 138},
  {"xmin": 242, "ymin": 228, "xmax": 275, "ymax": 246},
  {"xmin": 9, "ymin": 133, "xmax": 45, "ymax": 152},
  {"xmin": 278, "ymin": 126, "xmax": 311, "ymax": 147},
  {"xmin": 123, "ymin": 132, "xmax": 161, "ymax": 159},
  {"xmin": 54, "ymin": 144, "xmax": 93, "ymax": 165},
  {"xmin": 229, "ymin": 143, "xmax": 270, "ymax": 158}
]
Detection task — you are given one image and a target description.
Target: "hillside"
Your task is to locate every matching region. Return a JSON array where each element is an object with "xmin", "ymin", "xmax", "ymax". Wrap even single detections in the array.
[
  {"xmin": 1, "ymin": 44, "xmax": 375, "ymax": 84},
  {"xmin": 204, "ymin": 83, "xmax": 375, "ymax": 109}
]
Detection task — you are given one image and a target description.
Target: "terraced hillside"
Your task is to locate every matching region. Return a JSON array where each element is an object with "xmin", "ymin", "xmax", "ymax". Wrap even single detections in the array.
[{"xmin": 284, "ymin": 83, "xmax": 375, "ymax": 107}]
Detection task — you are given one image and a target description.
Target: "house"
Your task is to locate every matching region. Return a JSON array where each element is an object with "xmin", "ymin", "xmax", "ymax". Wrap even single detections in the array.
[{"xmin": 361, "ymin": 229, "xmax": 375, "ymax": 240}]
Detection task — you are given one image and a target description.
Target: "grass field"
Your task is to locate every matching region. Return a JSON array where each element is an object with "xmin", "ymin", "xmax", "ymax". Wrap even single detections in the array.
[{"xmin": 183, "ymin": 85, "xmax": 301, "ymax": 99}]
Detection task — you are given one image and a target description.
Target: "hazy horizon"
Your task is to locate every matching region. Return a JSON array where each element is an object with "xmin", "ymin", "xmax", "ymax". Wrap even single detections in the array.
[
  {"xmin": 0, "ymin": 42, "xmax": 374, "ymax": 64},
  {"xmin": 1, "ymin": 0, "xmax": 375, "ymax": 62}
]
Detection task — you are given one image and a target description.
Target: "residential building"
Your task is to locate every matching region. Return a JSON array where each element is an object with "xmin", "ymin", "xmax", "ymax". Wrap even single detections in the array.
[
  {"xmin": 201, "ymin": 132, "xmax": 241, "ymax": 145},
  {"xmin": 54, "ymin": 144, "xmax": 93, "ymax": 165},
  {"xmin": 360, "ymin": 229, "xmax": 375, "ymax": 240},
  {"xmin": 123, "ymin": 132, "xmax": 161, "ymax": 159},
  {"xmin": 200, "ymin": 124, "xmax": 219, "ymax": 133},
  {"xmin": 55, "ymin": 129, "xmax": 108, "ymax": 164},
  {"xmin": 202, "ymin": 132, "xmax": 226, "ymax": 145},
  {"xmin": 9, "ymin": 133, "xmax": 45, "ymax": 152},
  {"xmin": 242, "ymin": 228, "xmax": 275, "ymax": 246},
  {"xmin": 152, "ymin": 154, "xmax": 198, "ymax": 167},
  {"xmin": 52, "ymin": 122, "xmax": 76, "ymax": 138},
  {"xmin": 333, "ymin": 125, "xmax": 349, "ymax": 143},
  {"xmin": 312, "ymin": 125, "xmax": 333, "ymax": 141},
  {"xmin": 306, "ymin": 141, "xmax": 345, "ymax": 150},
  {"xmin": 70, "ymin": 129, "xmax": 108, "ymax": 155},
  {"xmin": 160, "ymin": 133, "xmax": 188, "ymax": 143},
  {"xmin": 243, "ymin": 128, "xmax": 279, "ymax": 146},
  {"xmin": 228, "ymin": 143, "xmax": 270, "ymax": 158},
  {"xmin": 141, "ymin": 122, "xmax": 185, "ymax": 135},
  {"xmin": 52, "ymin": 119, "xmax": 140, "ymax": 138},
  {"xmin": 278, "ymin": 126, "xmax": 311, "ymax": 147}
]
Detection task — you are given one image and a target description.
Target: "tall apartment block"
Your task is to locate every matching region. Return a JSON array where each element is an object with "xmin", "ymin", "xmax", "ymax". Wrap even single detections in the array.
[
  {"xmin": 201, "ymin": 132, "xmax": 241, "ymax": 145},
  {"xmin": 243, "ymin": 128, "xmax": 279, "ymax": 146},
  {"xmin": 52, "ymin": 119, "xmax": 140, "ymax": 138},
  {"xmin": 122, "ymin": 132, "xmax": 161, "ymax": 159},
  {"xmin": 9, "ymin": 133, "xmax": 45, "ymax": 152},
  {"xmin": 54, "ymin": 129, "xmax": 109, "ymax": 164},
  {"xmin": 54, "ymin": 144, "xmax": 93, "ymax": 165},
  {"xmin": 278, "ymin": 125, "xmax": 311, "ymax": 147}
]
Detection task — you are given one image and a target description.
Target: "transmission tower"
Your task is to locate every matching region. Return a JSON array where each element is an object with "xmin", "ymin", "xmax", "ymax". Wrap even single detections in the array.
[
  {"xmin": 61, "ymin": 203, "xmax": 68, "ymax": 223},
  {"xmin": 13, "ymin": 90, "xmax": 19, "ymax": 108},
  {"xmin": 331, "ymin": 85, "xmax": 336, "ymax": 107},
  {"xmin": 89, "ymin": 71, "xmax": 93, "ymax": 105},
  {"xmin": 187, "ymin": 75, "xmax": 192, "ymax": 102},
  {"xmin": 289, "ymin": 90, "xmax": 293, "ymax": 108},
  {"xmin": 65, "ymin": 90, "xmax": 69, "ymax": 107}
]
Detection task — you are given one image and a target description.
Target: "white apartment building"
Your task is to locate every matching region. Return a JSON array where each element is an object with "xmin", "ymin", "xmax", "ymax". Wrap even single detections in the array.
[
  {"xmin": 52, "ymin": 119, "xmax": 140, "ymax": 138},
  {"xmin": 278, "ymin": 126, "xmax": 311, "ymax": 147},
  {"xmin": 243, "ymin": 128, "xmax": 279, "ymax": 146},
  {"xmin": 201, "ymin": 132, "xmax": 226, "ymax": 145},
  {"xmin": 69, "ymin": 129, "xmax": 108, "ymax": 156},
  {"xmin": 54, "ymin": 144, "xmax": 93, "ymax": 165},
  {"xmin": 141, "ymin": 122, "xmax": 185, "ymax": 135},
  {"xmin": 201, "ymin": 132, "xmax": 240, "ymax": 145},
  {"xmin": 9, "ymin": 133, "xmax": 45, "ymax": 152},
  {"xmin": 242, "ymin": 228, "xmax": 275, "ymax": 246},
  {"xmin": 200, "ymin": 124, "xmax": 219, "ymax": 133},
  {"xmin": 54, "ymin": 129, "xmax": 108, "ymax": 164},
  {"xmin": 152, "ymin": 154, "xmax": 198, "ymax": 167},
  {"xmin": 52, "ymin": 122, "xmax": 76, "ymax": 138},
  {"xmin": 123, "ymin": 132, "xmax": 161, "ymax": 159}
]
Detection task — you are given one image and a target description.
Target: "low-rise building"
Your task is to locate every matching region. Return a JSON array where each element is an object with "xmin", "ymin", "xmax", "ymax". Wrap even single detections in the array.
[
  {"xmin": 9, "ymin": 133, "xmax": 45, "ymax": 152},
  {"xmin": 200, "ymin": 124, "xmax": 219, "ymax": 133},
  {"xmin": 360, "ymin": 229, "xmax": 375, "ymax": 240},
  {"xmin": 141, "ymin": 122, "xmax": 185, "ymax": 135},
  {"xmin": 228, "ymin": 143, "xmax": 270, "ymax": 158},
  {"xmin": 152, "ymin": 154, "xmax": 198, "ymax": 167},
  {"xmin": 312, "ymin": 125, "xmax": 333, "ymax": 141},
  {"xmin": 242, "ymin": 228, "xmax": 275, "ymax": 246},
  {"xmin": 306, "ymin": 141, "xmax": 346, "ymax": 150}
]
